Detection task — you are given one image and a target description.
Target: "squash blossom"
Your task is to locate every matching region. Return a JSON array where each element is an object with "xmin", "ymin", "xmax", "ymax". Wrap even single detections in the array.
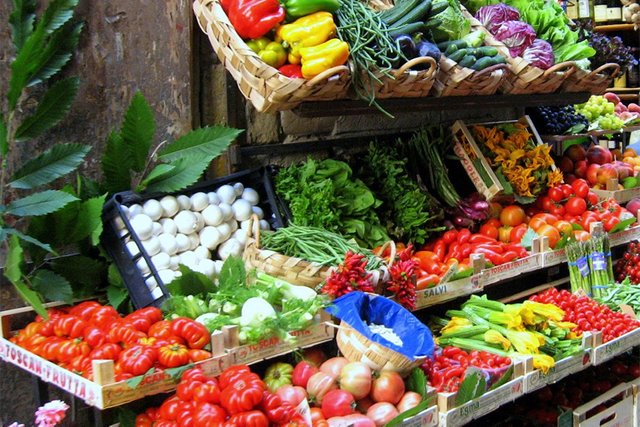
[
  {"xmin": 484, "ymin": 330, "xmax": 511, "ymax": 350},
  {"xmin": 531, "ymin": 353, "xmax": 556, "ymax": 374},
  {"xmin": 522, "ymin": 300, "xmax": 565, "ymax": 322},
  {"xmin": 441, "ymin": 317, "xmax": 473, "ymax": 335}
]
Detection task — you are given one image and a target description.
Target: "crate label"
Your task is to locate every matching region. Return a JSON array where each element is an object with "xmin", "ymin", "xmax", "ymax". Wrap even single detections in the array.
[
  {"xmin": 441, "ymin": 377, "xmax": 523, "ymax": 425},
  {"xmin": 482, "ymin": 255, "xmax": 541, "ymax": 286},
  {"xmin": 610, "ymin": 225, "xmax": 640, "ymax": 247},
  {"xmin": 524, "ymin": 351, "xmax": 591, "ymax": 393},
  {"xmin": 415, "ymin": 277, "xmax": 481, "ymax": 309},
  {"xmin": 232, "ymin": 323, "xmax": 334, "ymax": 365},
  {"xmin": 401, "ymin": 406, "xmax": 438, "ymax": 427},
  {"xmin": 0, "ymin": 339, "xmax": 102, "ymax": 407},
  {"xmin": 541, "ymin": 248, "xmax": 567, "ymax": 268},
  {"xmin": 593, "ymin": 327, "xmax": 640, "ymax": 365}
]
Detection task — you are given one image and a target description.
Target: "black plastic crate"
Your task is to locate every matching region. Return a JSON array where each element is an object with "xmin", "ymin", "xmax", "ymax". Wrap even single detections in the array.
[{"xmin": 101, "ymin": 167, "xmax": 285, "ymax": 309}]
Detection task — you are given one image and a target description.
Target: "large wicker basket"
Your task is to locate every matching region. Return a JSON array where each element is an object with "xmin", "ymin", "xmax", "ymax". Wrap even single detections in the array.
[
  {"xmin": 561, "ymin": 63, "xmax": 621, "ymax": 95},
  {"xmin": 362, "ymin": 56, "xmax": 439, "ymax": 99},
  {"xmin": 193, "ymin": 0, "xmax": 351, "ymax": 113},
  {"xmin": 335, "ymin": 320, "xmax": 425, "ymax": 376},
  {"xmin": 432, "ymin": 59, "xmax": 507, "ymax": 96},
  {"xmin": 242, "ymin": 217, "xmax": 391, "ymax": 290}
]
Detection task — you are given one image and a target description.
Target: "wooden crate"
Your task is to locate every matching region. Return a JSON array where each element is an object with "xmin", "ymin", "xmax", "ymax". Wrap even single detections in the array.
[
  {"xmin": 591, "ymin": 178, "xmax": 640, "ymax": 203},
  {"xmin": 573, "ymin": 383, "xmax": 634, "ymax": 427},
  {"xmin": 451, "ymin": 116, "xmax": 551, "ymax": 203}
]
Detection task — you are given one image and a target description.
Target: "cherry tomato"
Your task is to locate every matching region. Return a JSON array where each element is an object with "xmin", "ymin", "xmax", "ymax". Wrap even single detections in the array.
[
  {"xmin": 571, "ymin": 179, "xmax": 590, "ymax": 198},
  {"xmin": 547, "ymin": 186, "xmax": 564, "ymax": 202},
  {"xmin": 549, "ymin": 203, "xmax": 565, "ymax": 218},
  {"xmin": 559, "ymin": 183, "xmax": 575, "ymax": 199},
  {"xmin": 479, "ymin": 223, "xmax": 499, "ymax": 240},
  {"xmin": 565, "ymin": 197, "xmax": 587, "ymax": 216}
]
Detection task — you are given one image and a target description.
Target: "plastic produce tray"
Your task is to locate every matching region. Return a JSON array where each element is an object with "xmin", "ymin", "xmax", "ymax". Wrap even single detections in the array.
[{"xmin": 101, "ymin": 167, "xmax": 285, "ymax": 309}]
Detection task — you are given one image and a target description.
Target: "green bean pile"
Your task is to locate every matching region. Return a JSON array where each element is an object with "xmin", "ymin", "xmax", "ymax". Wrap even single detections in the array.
[
  {"xmin": 260, "ymin": 224, "xmax": 384, "ymax": 270},
  {"xmin": 336, "ymin": 0, "xmax": 404, "ymax": 113}
]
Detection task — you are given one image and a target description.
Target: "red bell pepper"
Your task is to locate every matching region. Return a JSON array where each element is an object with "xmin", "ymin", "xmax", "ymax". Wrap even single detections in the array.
[
  {"xmin": 279, "ymin": 64, "xmax": 303, "ymax": 78},
  {"xmin": 226, "ymin": 0, "xmax": 285, "ymax": 40}
]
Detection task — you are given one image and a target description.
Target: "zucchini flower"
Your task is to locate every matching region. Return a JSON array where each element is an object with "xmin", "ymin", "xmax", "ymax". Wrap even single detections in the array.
[
  {"xmin": 531, "ymin": 353, "xmax": 556, "ymax": 374},
  {"xmin": 484, "ymin": 330, "xmax": 512, "ymax": 350},
  {"xmin": 522, "ymin": 300, "xmax": 565, "ymax": 322},
  {"xmin": 441, "ymin": 317, "xmax": 473, "ymax": 335},
  {"xmin": 504, "ymin": 329, "xmax": 542, "ymax": 354}
]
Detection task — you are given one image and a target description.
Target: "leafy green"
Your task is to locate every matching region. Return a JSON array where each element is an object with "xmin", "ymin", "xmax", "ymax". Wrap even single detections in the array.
[
  {"xmin": 31, "ymin": 269, "xmax": 73, "ymax": 303},
  {"xmin": 142, "ymin": 157, "xmax": 210, "ymax": 193},
  {"xmin": 6, "ymin": 190, "xmax": 77, "ymax": 216},
  {"xmin": 610, "ymin": 217, "xmax": 636, "ymax": 234},
  {"xmin": 406, "ymin": 368, "xmax": 428, "ymax": 399},
  {"xmin": 455, "ymin": 369, "xmax": 487, "ymax": 406},
  {"xmin": 9, "ymin": 0, "xmax": 37, "ymax": 51},
  {"xmin": 10, "ymin": 143, "xmax": 90, "ymax": 189},
  {"xmin": 430, "ymin": 0, "xmax": 471, "ymax": 42},
  {"xmin": 275, "ymin": 158, "xmax": 389, "ymax": 248},
  {"xmin": 101, "ymin": 131, "xmax": 133, "ymax": 194},
  {"xmin": 158, "ymin": 126, "xmax": 242, "ymax": 163},
  {"xmin": 120, "ymin": 91, "xmax": 155, "ymax": 173},
  {"xmin": 358, "ymin": 143, "xmax": 444, "ymax": 245}
]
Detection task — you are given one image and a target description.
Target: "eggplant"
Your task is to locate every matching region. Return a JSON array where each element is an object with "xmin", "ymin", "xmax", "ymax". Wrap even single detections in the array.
[
  {"xmin": 416, "ymin": 40, "xmax": 441, "ymax": 62},
  {"xmin": 394, "ymin": 34, "xmax": 417, "ymax": 60}
]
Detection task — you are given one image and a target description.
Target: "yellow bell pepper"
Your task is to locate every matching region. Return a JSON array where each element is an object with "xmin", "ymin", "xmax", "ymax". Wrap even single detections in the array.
[
  {"xmin": 275, "ymin": 11, "xmax": 336, "ymax": 64},
  {"xmin": 299, "ymin": 38, "xmax": 349, "ymax": 79}
]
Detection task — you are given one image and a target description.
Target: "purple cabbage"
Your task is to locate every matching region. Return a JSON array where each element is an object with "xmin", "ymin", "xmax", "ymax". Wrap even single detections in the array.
[
  {"xmin": 493, "ymin": 20, "xmax": 537, "ymax": 57},
  {"xmin": 475, "ymin": 4, "xmax": 520, "ymax": 34},
  {"xmin": 522, "ymin": 39, "xmax": 555, "ymax": 70}
]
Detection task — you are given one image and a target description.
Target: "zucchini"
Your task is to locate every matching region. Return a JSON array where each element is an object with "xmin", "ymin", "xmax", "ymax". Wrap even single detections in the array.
[
  {"xmin": 380, "ymin": 0, "xmax": 422, "ymax": 25},
  {"xmin": 458, "ymin": 55, "xmax": 476, "ymax": 68},
  {"xmin": 427, "ymin": 0, "xmax": 448, "ymax": 18},
  {"xmin": 440, "ymin": 325, "xmax": 490, "ymax": 338},
  {"xmin": 447, "ymin": 48, "xmax": 468, "ymax": 63},
  {"xmin": 387, "ymin": 21, "xmax": 425, "ymax": 38},
  {"xmin": 393, "ymin": 0, "xmax": 433, "ymax": 27}
]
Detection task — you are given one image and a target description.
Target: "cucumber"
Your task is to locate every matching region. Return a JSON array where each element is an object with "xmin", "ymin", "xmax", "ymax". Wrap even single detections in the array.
[
  {"xmin": 439, "ymin": 39, "xmax": 467, "ymax": 52},
  {"xmin": 387, "ymin": 21, "xmax": 425, "ymax": 38},
  {"xmin": 393, "ymin": 0, "xmax": 433, "ymax": 27},
  {"xmin": 444, "ymin": 44, "xmax": 458, "ymax": 55},
  {"xmin": 427, "ymin": 0, "xmax": 448, "ymax": 18},
  {"xmin": 470, "ymin": 55, "xmax": 506, "ymax": 71},
  {"xmin": 424, "ymin": 18, "xmax": 442, "ymax": 29},
  {"xmin": 470, "ymin": 46, "xmax": 498, "ymax": 58},
  {"xmin": 447, "ymin": 48, "xmax": 468, "ymax": 63},
  {"xmin": 380, "ymin": 0, "xmax": 422, "ymax": 25},
  {"xmin": 458, "ymin": 55, "xmax": 477, "ymax": 68}
]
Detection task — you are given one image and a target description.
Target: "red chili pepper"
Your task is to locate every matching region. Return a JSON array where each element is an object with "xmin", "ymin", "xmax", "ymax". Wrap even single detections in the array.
[
  {"xmin": 457, "ymin": 228, "xmax": 472, "ymax": 244},
  {"xmin": 460, "ymin": 243, "xmax": 472, "ymax": 259},
  {"xmin": 433, "ymin": 240, "xmax": 447, "ymax": 263},
  {"xmin": 471, "ymin": 243, "xmax": 504, "ymax": 253},
  {"xmin": 442, "ymin": 230, "xmax": 458, "ymax": 245},
  {"xmin": 278, "ymin": 64, "xmax": 303, "ymax": 78},
  {"xmin": 469, "ymin": 234, "xmax": 497, "ymax": 244}
]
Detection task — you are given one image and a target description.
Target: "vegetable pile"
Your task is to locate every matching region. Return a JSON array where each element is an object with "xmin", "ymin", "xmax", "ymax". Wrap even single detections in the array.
[
  {"xmin": 9, "ymin": 303, "xmax": 212, "ymax": 381},
  {"xmin": 163, "ymin": 256, "xmax": 330, "ymax": 345},
  {"xmin": 614, "ymin": 241, "xmax": 640, "ymax": 284}
]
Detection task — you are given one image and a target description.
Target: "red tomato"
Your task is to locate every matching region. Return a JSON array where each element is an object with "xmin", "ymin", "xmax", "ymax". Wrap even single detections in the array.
[
  {"xmin": 338, "ymin": 362, "xmax": 372, "ymax": 400},
  {"xmin": 537, "ymin": 224, "xmax": 561, "ymax": 249},
  {"xmin": 509, "ymin": 224, "xmax": 528, "ymax": 243},
  {"xmin": 479, "ymin": 223, "xmax": 499, "ymax": 240},
  {"xmin": 553, "ymin": 220, "xmax": 573, "ymax": 236},
  {"xmin": 538, "ymin": 196, "xmax": 556, "ymax": 213},
  {"xmin": 548, "ymin": 186, "xmax": 564, "ymax": 202},
  {"xmin": 159, "ymin": 395, "xmax": 183, "ymax": 421},
  {"xmin": 320, "ymin": 357, "xmax": 349, "ymax": 379},
  {"xmin": 219, "ymin": 371, "xmax": 265, "ymax": 414},
  {"xmin": 193, "ymin": 402, "xmax": 227, "ymax": 426},
  {"xmin": 565, "ymin": 197, "xmax": 587, "ymax": 216},
  {"xmin": 532, "ymin": 213, "xmax": 559, "ymax": 224},
  {"xmin": 549, "ymin": 203, "xmax": 565, "ymax": 218},
  {"xmin": 370, "ymin": 371, "xmax": 405, "ymax": 404},
  {"xmin": 292, "ymin": 361, "xmax": 319, "ymax": 388},
  {"xmin": 571, "ymin": 179, "xmax": 590, "ymax": 198},
  {"xmin": 587, "ymin": 191, "xmax": 599, "ymax": 206},
  {"xmin": 603, "ymin": 215, "xmax": 621, "ymax": 232},
  {"xmin": 321, "ymin": 389, "xmax": 356, "ymax": 419},
  {"xmin": 573, "ymin": 230, "xmax": 591, "ymax": 241},
  {"xmin": 500, "ymin": 205, "xmax": 526, "ymax": 227},
  {"xmin": 158, "ymin": 343, "xmax": 190, "ymax": 368},
  {"xmin": 307, "ymin": 371, "xmax": 338, "ymax": 404},
  {"xmin": 413, "ymin": 251, "xmax": 441, "ymax": 272},
  {"xmin": 117, "ymin": 345, "xmax": 157, "ymax": 376},
  {"xmin": 484, "ymin": 218, "xmax": 502, "ymax": 228},
  {"xmin": 366, "ymin": 402, "xmax": 399, "ymax": 427},
  {"xmin": 276, "ymin": 385, "xmax": 307, "ymax": 407},
  {"xmin": 188, "ymin": 349, "xmax": 212, "ymax": 363},
  {"xmin": 528, "ymin": 217, "xmax": 547, "ymax": 232},
  {"xmin": 170, "ymin": 318, "xmax": 210, "ymax": 349},
  {"xmin": 559, "ymin": 183, "xmax": 575, "ymax": 198},
  {"xmin": 416, "ymin": 274, "xmax": 440, "ymax": 290}
]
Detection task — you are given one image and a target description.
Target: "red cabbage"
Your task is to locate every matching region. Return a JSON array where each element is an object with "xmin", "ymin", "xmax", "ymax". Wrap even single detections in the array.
[
  {"xmin": 522, "ymin": 38, "xmax": 555, "ymax": 70},
  {"xmin": 475, "ymin": 4, "xmax": 520, "ymax": 34},
  {"xmin": 493, "ymin": 20, "xmax": 537, "ymax": 57}
]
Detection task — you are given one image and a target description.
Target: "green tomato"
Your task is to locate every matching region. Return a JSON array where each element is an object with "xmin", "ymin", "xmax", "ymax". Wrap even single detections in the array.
[{"xmin": 264, "ymin": 362, "xmax": 294, "ymax": 393}]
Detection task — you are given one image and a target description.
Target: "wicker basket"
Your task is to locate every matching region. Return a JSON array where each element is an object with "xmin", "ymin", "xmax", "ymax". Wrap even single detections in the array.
[
  {"xmin": 193, "ymin": 0, "xmax": 351, "ymax": 113},
  {"xmin": 362, "ymin": 56, "xmax": 439, "ymax": 99},
  {"xmin": 432, "ymin": 59, "xmax": 507, "ymax": 97},
  {"xmin": 242, "ymin": 217, "xmax": 392, "ymax": 290},
  {"xmin": 476, "ymin": 23, "xmax": 577, "ymax": 95},
  {"xmin": 335, "ymin": 320, "xmax": 425, "ymax": 376},
  {"xmin": 561, "ymin": 63, "xmax": 621, "ymax": 95}
]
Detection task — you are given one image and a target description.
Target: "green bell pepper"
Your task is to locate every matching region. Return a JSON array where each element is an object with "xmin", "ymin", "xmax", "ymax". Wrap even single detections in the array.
[
  {"xmin": 283, "ymin": 0, "xmax": 341, "ymax": 19},
  {"xmin": 246, "ymin": 37, "xmax": 287, "ymax": 68}
]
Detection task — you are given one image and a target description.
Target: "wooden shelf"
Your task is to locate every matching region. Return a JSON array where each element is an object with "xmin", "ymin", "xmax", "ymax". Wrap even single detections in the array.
[
  {"xmin": 607, "ymin": 87, "xmax": 640, "ymax": 93},
  {"xmin": 293, "ymin": 92, "xmax": 591, "ymax": 117},
  {"xmin": 593, "ymin": 23, "xmax": 636, "ymax": 32}
]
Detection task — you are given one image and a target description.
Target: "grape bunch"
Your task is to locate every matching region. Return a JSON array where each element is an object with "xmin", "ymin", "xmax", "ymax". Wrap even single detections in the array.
[
  {"xmin": 526, "ymin": 105, "xmax": 589, "ymax": 135},
  {"xmin": 575, "ymin": 95, "xmax": 624, "ymax": 131},
  {"xmin": 614, "ymin": 241, "xmax": 640, "ymax": 283}
]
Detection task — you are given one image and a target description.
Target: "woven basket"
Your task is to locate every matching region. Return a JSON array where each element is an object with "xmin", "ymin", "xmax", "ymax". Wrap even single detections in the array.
[
  {"xmin": 476, "ymin": 22, "xmax": 577, "ymax": 95},
  {"xmin": 335, "ymin": 320, "xmax": 425, "ymax": 376},
  {"xmin": 193, "ymin": 0, "xmax": 351, "ymax": 113},
  {"xmin": 242, "ymin": 217, "xmax": 392, "ymax": 291},
  {"xmin": 362, "ymin": 56, "xmax": 439, "ymax": 99},
  {"xmin": 561, "ymin": 63, "xmax": 621, "ymax": 95}
]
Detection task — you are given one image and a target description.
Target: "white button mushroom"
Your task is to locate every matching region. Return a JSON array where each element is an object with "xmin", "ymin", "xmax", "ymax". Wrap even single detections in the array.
[
  {"xmin": 233, "ymin": 182, "xmax": 245, "ymax": 196},
  {"xmin": 160, "ymin": 195, "xmax": 179, "ymax": 218},
  {"xmin": 143, "ymin": 199, "xmax": 163, "ymax": 221},
  {"xmin": 152, "ymin": 221, "xmax": 163, "ymax": 236},
  {"xmin": 179, "ymin": 251, "xmax": 199, "ymax": 269},
  {"xmin": 170, "ymin": 255, "xmax": 180, "ymax": 270},
  {"xmin": 151, "ymin": 252, "xmax": 171, "ymax": 270},
  {"xmin": 157, "ymin": 269, "xmax": 176, "ymax": 285},
  {"xmin": 232, "ymin": 199, "xmax": 253, "ymax": 222},
  {"xmin": 121, "ymin": 205, "xmax": 132, "ymax": 219},
  {"xmin": 160, "ymin": 218, "xmax": 178, "ymax": 236},
  {"xmin": 199, "ymin": 226, "xmax": 222, "ymax": 250},
  {"xmin": 130, "ymin": 214, "xmax": 154, "ymax": 240},
  {"xmin": 240, "ymin": 219, "xmax": 252, "ymax": 231},
  {"xmin": 187, "ymin": 233, "xmax": 200, "ymax": 250},
  {"xmin": 195, "ymin": 259, "xmax": 215, "ymax": 277},
  {"xmin": 207, "ymin": 192, "xmax": 221, "ymax": 205},
  {"xmin": 145, "ymin": 276, "xmax": 158, "ymax": 291},
  {"xmin": 213, "ymin": 260, "xmax": 225, "ymax": 276},
  {"xmin": 228, "ymin": 219, "xmax": 239, "ymax": 233},
  {"xmin": 216, "ymin": 222, "xmax": 232, "ymax": 241},
  {"xmin": 193, "ymin": 212, "xmax": 205, "ymax": 232},
  {"xmin": 141, "ymin": 236, "xmax": 161, "ymax": 256},
  {"xmin": 176, "ymin": 194, "xmax": 191, "ymax": 211},
  {"xmin": 174, "ymin": 233, "xmax": 191, "ymax": 252},
  {"xmin": 259, "ymin": 220, "xmax": 271, "ymax": 230},
  {"xmin": 151, "ymin": 287, "xmax": 164, "ymax": 299},
  {"xmin": 128, "ymin": 204, "xmax": 144, "ymax": 218},
  {"xmin": 158, "ymin": 233, "xmax": 178, "ymax": 256},
  {"xmin": 216, "ymin": 185, "xmax": 236, "ymax": 205},
  {"xmin": 251, "ymin": 206, "xmax": 264, "ymax": 220},
  {"xmin": 125, "ymin": 241, "xmax": 141, "ymax": 256},
  {"xmin": 232, "ymin": 229, "xmax": 248, "ymax": 246},
  {"xmin": 194, "ymin": 245, "xmax": 211, "ymax": 260},
  {"xmin": 174, "ymin": 210, "xmax": 198, "ymax": 235},
  {"xmin": 190, "ymin": 192, "xmax": 209, "ymax": 212},
  {"xmin": 241, "ymin": 187, "xmax": 260, "ymax": 206},
  {"xmin": 202, "ymin": 204, "xmax": 223, "ymax": 227},
  {"xmin": 137, "ymin": 258, "xmax": 151, "ymax": 275},
  {"xmin": 219, "ymin": 203, "xmax": 234, "ymax": 222},
  {"xmin": 217, "ymin": 238, "xmax": 243, "ymax": 260}
]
